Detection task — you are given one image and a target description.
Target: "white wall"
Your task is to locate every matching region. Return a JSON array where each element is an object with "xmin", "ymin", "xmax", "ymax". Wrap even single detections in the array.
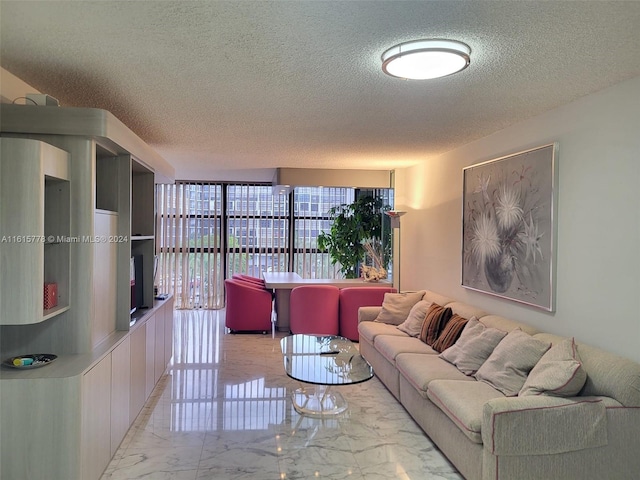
[
  {"xmin": 0, "ymin": 67, "xmax": 41, "ymax": 103},
  {"xmin": 396, "ymin": 75, "xmax": 640, "ymax": 363}
]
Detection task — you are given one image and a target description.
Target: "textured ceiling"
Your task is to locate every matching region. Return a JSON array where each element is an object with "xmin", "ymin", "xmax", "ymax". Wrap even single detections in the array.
[{"xmin": 1, "ymin": 1, "xmax": 639, "ymax": 180}]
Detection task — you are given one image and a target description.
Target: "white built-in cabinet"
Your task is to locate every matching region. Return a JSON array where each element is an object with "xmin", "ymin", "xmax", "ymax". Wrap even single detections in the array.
[
  {"xmin": 82, "ymin": 355, "xmax": 112, "ymax": 480},
  {"xmin": 0, "ymin": 137, "xmax": 71, "ymax": 323},
  {"xmin": 0, "ymin": 105, "xmax": 175, "ymax": 480},
  {"xmin": 80, "ymin": 299, "xmax": 174, "ymax": 480},
  {"xmin": 111, "ymin": 336, "xmax": 131, "ymax": 456},
  {"xmin": 145, "ymin": 310, "xmax": 157, "ymax": 398},
  {"xmin": 93, "ymin": 211, "xmax": 119, "ymax": 348},
  {"xmin": 129, "ymin": 321, "xmax": 148, "ymax": 424}
]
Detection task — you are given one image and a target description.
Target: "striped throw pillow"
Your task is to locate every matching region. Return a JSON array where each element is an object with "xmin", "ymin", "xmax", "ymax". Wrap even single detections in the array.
[
  {"xmin": 419, "ymin": 303, "xmax": 452, "ymax": 346},
  {"xmin": 432, "ymin": 314, "xmax": 470, "ymax": 353}
]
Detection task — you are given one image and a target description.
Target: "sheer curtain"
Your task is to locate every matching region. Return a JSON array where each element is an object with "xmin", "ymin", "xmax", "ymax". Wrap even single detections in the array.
[
  {"xmin": 156, "ymin": 182, "xmax": 290, "ymax": 309},
  {"xmin": 156, "ymin": 182, "xmax": 223, "ymax": 309},
  {"xmin": 156, "ymin": 183, "xmax": 378, "ymax": 309}
]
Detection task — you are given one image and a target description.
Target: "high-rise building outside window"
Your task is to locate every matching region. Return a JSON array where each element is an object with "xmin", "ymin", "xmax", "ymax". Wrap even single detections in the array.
[{"xmin": 156, "ymin": 183, "xmax": 392, "ymax": 309}]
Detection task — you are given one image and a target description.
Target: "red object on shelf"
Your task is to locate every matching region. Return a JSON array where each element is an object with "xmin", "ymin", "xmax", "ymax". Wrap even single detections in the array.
[{"xmin": 44, "ymin": 283, "xmax": 58, "ymax": 310}]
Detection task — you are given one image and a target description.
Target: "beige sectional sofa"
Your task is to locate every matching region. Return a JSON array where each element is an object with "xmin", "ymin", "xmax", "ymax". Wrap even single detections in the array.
[{"xmin": 358, "ymin": 290, "xmax": 640, "ymax": 480}]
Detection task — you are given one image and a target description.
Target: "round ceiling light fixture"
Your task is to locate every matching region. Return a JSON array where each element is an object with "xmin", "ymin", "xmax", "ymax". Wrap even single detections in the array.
[{"xmin": 381, "ymin": 39, "xmax": 471, "ymax": 80}]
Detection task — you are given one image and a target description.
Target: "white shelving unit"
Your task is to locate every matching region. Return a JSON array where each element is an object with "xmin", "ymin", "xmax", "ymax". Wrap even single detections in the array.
[
  {"xmin": 0, "ymin": 104, "xmax": 175, "ymax": 480},
  {"xmin": 1, "ymin": 137, "xmax": 71, "ymax": 324}
]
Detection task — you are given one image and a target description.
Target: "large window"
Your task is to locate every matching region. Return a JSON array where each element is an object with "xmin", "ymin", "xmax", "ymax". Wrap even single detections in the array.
[
  {"xmin": 293, "ymin": 187, "xmax": 354, "ymax": 278},
  {"xmin": 156, "ymin": 183, "xmax": 224, "ymax": 309},
  {"xmin": 156, "ymin": 182, "xmax": 391, "ymax": 309},
  {"xmin": 226, "ymin": 184, "xmax": 289, "ymax": 278}
]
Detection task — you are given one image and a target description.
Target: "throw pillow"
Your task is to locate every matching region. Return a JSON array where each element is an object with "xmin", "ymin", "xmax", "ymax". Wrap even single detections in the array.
[
  {"xmin": 475, "ymin": 329, "xmax": 551, "ymax": 396},
  {"xmin": 438, "ymin": 319, "xmax": 507, "ymax": 375},
  {"xmin": 519, "ymin": 338, "xmax": 587, "ymax": 397},
  {"xmin": 431, "ymin": 314, "xmax": 471, "ymax": 353},
  {"xmin": 374, "ymin": 291, "xmax": 426, "ymax": 326},
  {"xmin": 419, "ymin": 303, "xmax": 453, "ymax": 345},
  {"xmin": 397, "ymin": 300, "xmax": 433, "ymax": 337}
]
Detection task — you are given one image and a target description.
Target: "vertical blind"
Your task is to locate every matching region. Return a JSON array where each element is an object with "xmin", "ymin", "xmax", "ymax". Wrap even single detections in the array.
[
  {"xmin": 156, "ymin": 183, "xmax": 223, "ymax": 309},
  {"xmin": 226, "ymin": 184, "xmax": 289, "ymax": 278},
  {"xmin": 156, "ymin": 183, "xmax": 383, "ymax": 309}
]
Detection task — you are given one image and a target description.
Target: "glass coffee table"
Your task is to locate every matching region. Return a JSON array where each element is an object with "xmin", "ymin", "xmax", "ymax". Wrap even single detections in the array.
[{"xmin": 280, "ymin": 334, "xmax": 374, "ymax": 417}]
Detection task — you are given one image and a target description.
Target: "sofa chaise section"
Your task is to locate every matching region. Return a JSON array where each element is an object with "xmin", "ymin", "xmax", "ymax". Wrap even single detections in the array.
[{"xmin": 358, "ymin": 290, "xmax": 640, "ymax": 480}]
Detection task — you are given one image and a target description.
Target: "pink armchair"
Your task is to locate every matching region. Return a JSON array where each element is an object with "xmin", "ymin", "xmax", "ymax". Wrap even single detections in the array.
[
  {"xmin": 338, "ymin": 287, "xmax": 396, "ymax": 340},
  {"xmin": 232, "ymin": 273, "xmax": 267, "ymax": 288},
  {"xmin": 224, "ymin": 278, "xmax": 273, "ymax": 333},
  {"xmin": 289, "ymin": 285, "xmax": 340, "ymax": 335}
]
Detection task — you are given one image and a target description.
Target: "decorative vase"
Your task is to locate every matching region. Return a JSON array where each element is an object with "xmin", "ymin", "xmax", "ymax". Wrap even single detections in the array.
[{"xmin": 484, "ymin": 251, "xmax": 514, "ymax": 293}]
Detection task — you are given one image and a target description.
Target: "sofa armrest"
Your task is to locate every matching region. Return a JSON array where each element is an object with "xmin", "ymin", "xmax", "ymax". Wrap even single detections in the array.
[
  {"xmin": 482, "ymin": 395, "xmax": 608, "ymax": 456},
  {"xmin": 358, "ymin": 306, "xmax": 381, "ymax": 323}
]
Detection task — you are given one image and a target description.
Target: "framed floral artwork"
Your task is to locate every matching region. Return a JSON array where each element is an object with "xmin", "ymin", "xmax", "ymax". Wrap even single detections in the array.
[{"xmin": 462, "ymin": 144, "xmax": 558, "ymax": 311}]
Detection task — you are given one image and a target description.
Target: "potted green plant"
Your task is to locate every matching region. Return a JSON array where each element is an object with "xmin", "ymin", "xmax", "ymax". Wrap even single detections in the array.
[{"xmin": 317, "ymin": 195, "xmax": 391, "ymax": 279}]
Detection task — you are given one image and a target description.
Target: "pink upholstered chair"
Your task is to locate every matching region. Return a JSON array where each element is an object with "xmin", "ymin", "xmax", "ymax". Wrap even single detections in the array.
[
  {"xmin": 224, "ymin": 278, "xmax": 273, "ymax": 333},
  {"xmin": 289, "ymin": 285, "xmax": 340, "ymax": 335},
  {"xmin": 231, "ymin": 274, "xmax": 273, "ymax": 299},
  {"xmin": 338, "ymin": 287, "xmax": 396, "ymax": 341},
  {"xmin": 232, "ymin": 273, "xmax": 266, "ymax": 287}
]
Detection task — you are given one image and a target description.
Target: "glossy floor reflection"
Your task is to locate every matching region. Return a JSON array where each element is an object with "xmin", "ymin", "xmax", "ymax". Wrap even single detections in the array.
[{"xmin": 102, "ymin": 309, "xmax": 462, "ymax": 480}]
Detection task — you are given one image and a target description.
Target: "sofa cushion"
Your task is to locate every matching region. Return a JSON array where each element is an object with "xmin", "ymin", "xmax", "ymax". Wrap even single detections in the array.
[
  {"xmin": 431, "ymin": 314, "xmax": 471, "ymax": 353},
  {"xmin": 427, "ymin": 380, "xmax": 505, "ymax": 444},
  {"xmin": 439, "ymin": 319, "xmax": 507, "ymax": 375},
  {"xmin": 396, "ymin": 353, "xmax": 473, "ymax": 398},
  {"xmin": 520, "ymin": 337, "xmax": 587, "ymax": 397},
  {"xmin": 375, "ymin": 335, "xmax": 436, "ymax": 364},
  {"xmin": 444, "ymin": 301, "xmax": 487, "ymax": 322},
  {"xmin": 479, "ymin": 314, "xmax": 539, "ymax": 336},
  {"xmin": 419, "ymin": 303, "xmax": 453, "ymax": 345},
  {"xmin": 397, "ymin": 299, "xmax": 432, "ymax": 337},
  {"xmin": 374, "ymin": 291, "xmax": 426, "ymax": 325},
  {"xmin": 534, "ymin": 332, "xmax": 640, "ymax": 408},
  {"xmin": 358, "ymin": 306, "xmax": 382, "ymax": 323},
  {"xmin": 475, "ymin": 329, "xmax": 551, "ymax": 396},
  {"xmin": 358, "ymin": 320, "xmax": 407, "ymax": 344},
  {"xmin": 422, "ymin": 290, "xmax": 454, "ymax": 308}
]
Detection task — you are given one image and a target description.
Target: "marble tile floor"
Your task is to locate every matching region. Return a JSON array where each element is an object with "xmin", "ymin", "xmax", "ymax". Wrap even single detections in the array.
[{"xmin": 101, "ymin": 309, "xmax": 463, "ymax": 480}]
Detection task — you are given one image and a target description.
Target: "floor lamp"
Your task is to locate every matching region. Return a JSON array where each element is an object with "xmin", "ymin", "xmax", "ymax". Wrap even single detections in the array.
[{"xmin": 385, "ymin": 211, "xmax": 406, "ymax": 292}]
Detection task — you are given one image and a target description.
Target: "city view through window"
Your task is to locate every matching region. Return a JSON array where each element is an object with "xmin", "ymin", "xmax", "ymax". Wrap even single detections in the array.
[{"xmin": 156, "ymin": 183, "xmax": 392, "ymax": 308}]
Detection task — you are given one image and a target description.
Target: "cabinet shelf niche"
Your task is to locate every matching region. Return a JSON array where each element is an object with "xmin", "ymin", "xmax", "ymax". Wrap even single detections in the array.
[
  {"xmin": 0, "ymin": 137, "xmax": 70, "ymax": 325},
  {"xmin": 44, "ymin": 175, "xmax": 71, "ymax": 317},
  {"xmin": 130, "ymin": 159, "xmax": 155, "ymax": 314}
]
